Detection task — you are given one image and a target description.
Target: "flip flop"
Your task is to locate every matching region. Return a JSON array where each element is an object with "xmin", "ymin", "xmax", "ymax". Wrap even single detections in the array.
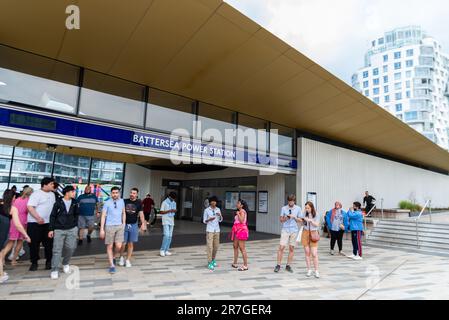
[
  {"xmin": 238, "ymin": 265, "xmax": 248, "ymax": 271},
  {"xmin": 231, "ymin": 264, "xmax": 239, "ymax": 268}
]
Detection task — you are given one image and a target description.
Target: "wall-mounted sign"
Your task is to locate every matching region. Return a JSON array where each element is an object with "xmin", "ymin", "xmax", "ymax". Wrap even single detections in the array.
[
  {"xmin": 225, "ymin": 191, "xmax": 239, "ymax": 210},
  {"xmin": 258, "ymin": 191, "xmax": 268, "ymax": 214},
  {"xmin": 306, "ymin": 192, "xmax": 317, "ymax": 211}
]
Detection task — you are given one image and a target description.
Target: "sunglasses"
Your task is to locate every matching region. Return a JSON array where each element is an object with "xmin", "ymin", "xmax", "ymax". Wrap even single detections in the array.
[{"xmin": 114, "ymin": 201, "xmax": 117, "ymax": 209}]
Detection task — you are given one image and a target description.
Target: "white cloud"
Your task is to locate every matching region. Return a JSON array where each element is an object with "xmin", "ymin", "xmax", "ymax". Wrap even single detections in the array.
[{"xmin": 225, "ymin": 0, "xmax": 449, "ymax": 83}]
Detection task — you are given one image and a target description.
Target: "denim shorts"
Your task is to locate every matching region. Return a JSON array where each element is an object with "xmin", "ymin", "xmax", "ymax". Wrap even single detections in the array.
[{"xmin": 124, "ymin": 223, "xmax": 139, "ymax": 243}]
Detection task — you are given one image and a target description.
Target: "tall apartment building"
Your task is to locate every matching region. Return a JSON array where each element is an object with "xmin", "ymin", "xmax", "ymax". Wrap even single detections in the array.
[{"xmin": 352, "ymin": 26, "xmax": 449, "ymax": 150}]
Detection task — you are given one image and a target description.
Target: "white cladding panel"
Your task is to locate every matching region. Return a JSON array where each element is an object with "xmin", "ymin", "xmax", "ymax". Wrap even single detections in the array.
[{"xmin": 298, "ymin": 137, "xmax": 449, "ymax": 213}]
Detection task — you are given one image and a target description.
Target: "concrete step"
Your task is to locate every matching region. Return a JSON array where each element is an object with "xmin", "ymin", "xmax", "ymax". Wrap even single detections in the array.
[
  {"xmin": 369, "ymin": 230, "xmax": 449, "ymax": 245},
  {"xmin": 378, "ymin": 220, "xmax": 449, "ymax": 229},
  {"xmin": 367, "ymin": 235, "xmax": 449, "ymax": 251},
  {"xmin": 370, "ymin": 228, "xmax": 449, "ymax": 241},
  {"xmin": 374, "ymin": 223, "xmax": 449, "ymax": 234}
]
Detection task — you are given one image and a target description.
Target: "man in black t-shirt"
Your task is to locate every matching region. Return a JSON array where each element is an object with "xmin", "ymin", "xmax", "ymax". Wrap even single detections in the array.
[
  {"xmin": 363, "ymin": 191, "xmax": 376, "ymax": 217},
  {"xmin": 118, "ymin": 188, "xmax": 146, "ymax": 268}
]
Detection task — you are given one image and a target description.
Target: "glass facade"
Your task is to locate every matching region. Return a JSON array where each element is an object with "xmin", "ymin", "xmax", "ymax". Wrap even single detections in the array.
[
  {"xmin": 0, "ymin": 44, "xmax": 296, "ymax": 159},
  {"xmin": 0, "ymin": 144, "xmax": 124, "ymax": 202},
  {"xmin": 0, "ymin": 46, "xmax": 79, "ymax": 114},
  {"xmin": 270, "ymin": 123, "xmax": 295, "ymax": 156}
]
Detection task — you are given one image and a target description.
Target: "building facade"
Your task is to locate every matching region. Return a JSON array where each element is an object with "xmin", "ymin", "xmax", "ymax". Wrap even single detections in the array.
[{"xmin": 352, "ymin": 26, "xmax": 449, "ymax": 149}]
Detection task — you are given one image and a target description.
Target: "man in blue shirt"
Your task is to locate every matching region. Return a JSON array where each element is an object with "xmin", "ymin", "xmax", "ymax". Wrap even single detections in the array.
[
  {"xmin": 77, "ymin": 185, "xmax": 98, "ymax": 246},
  {"xmin": 274, "ymin": 194, "xmax": 302, "ymax": 273},
  {"xmin": 100, "ymin": 186, "xmax": 125, "ymax": 274},
  {"xmin": 159, "ymin": 192, "xmax": 177, "ymax": 257}
]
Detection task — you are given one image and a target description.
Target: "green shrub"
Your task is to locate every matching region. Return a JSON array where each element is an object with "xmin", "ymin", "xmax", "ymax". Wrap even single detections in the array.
[{"xmin": 398, "ymin": 200, "xmax": 422, "ymax": 212}]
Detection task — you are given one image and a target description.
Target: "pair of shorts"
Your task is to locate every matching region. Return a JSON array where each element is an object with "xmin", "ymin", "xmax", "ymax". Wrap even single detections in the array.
[
  {"xmin": 105, "ymin": 225, "xmax": 124, "ymax": 245},
  {"xmin": 301, "ymin": 230, "xmax": 319, "ymax": 248},
  {"xmin": 78, "ymin": 215, "xmax": 95, "ymax": 229},
  {"xmin": 280, "ymin": 230, "xmax": 298, "ymax": 247},
  {"xmin": 124, "ymin": 223, "xmax": 139, "ymax": 243}
]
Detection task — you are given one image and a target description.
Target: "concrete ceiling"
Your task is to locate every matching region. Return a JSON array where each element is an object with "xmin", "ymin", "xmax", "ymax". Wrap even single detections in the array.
[{"xmin": 1, "ymin": 0, "xmax": 449, "ymax": 172}]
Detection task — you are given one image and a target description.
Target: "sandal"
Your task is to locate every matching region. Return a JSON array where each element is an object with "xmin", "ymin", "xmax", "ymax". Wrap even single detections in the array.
[
  {"xmin": 231, "ymin": 264, "xmax": 239, "ymax": 269},
  {"xmin": 238, "ymin": 265, "xmax": 248, "ymax": 271}
]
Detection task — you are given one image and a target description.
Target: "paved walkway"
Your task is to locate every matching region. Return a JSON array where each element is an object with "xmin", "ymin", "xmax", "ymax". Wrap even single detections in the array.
[{"xmin": 1, "ymin": 238, "xmax": 449, "ymax": 300}]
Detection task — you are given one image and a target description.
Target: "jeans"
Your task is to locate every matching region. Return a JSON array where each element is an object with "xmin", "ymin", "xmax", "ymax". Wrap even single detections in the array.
[
  {"xmin": 28, "ymin": 223, "xmax": 53, "ymax": 265},
  {"xmin": 160, "ymin": 224, "xmax": 174, "ymax": 252},
  {"xmin": 330, "ymin": 230, "xmax": 344, "ymax": 251},
  {"xmin": 51, "ymin": 227, "xmax": 78, "ymax": 272}
]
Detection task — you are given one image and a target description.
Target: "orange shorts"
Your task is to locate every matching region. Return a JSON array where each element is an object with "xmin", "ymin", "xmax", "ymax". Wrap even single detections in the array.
[{"xmin": 301, "ymin": 230, "xmax": 319, "ymax": 248}]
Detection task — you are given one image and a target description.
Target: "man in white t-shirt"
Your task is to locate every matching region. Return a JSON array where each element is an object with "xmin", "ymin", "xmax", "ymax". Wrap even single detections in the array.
[
  {"xmin": 27, "ymin": 177, "xmax": 56, "ymax": 271},
  {"xmin": 159, "ymin": 192, "xmax": 177, "ymax": 257}
]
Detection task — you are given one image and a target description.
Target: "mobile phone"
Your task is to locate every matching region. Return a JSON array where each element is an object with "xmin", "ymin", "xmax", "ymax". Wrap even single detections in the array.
[{"xmin": 288, "ymin": 209, "xmax": 292, "ymax": 219}]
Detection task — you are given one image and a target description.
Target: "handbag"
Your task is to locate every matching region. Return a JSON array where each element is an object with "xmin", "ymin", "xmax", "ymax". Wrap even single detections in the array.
[
  {"xmin": 307, "ymin": 214, "xmax": 320, "ymax": 243},
  {"xmin": 231, "ymin": 211, "xmax": 249, "ymax": 241}
]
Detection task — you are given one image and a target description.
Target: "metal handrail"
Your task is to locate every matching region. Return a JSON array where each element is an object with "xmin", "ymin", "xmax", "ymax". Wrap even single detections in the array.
[
  {"xmin": 415, "ymin": 199, "xmax": 431, "ymax": 248},
  {"xmin": 363, "ymin": 205, "xmax": 376, "ymax": 243}
]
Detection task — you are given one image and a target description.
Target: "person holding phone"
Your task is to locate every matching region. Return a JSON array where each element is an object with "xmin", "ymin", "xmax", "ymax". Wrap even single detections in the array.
[
  {"xmin": 159, "ymin": 192, "xmax": 177, "ymax": 257},
  {"xmin": 203, "ymin": 196, "xmax": 223, "ymax": 271},
  {"xmin": 274, "ymin": 194, "xmax": 301, "ymax": 273},
  {"xmin": 299, "ymin": 201, "xmax": 321, "ymax": 278},
  {"xmin": 347, "ymin": 202, "xmax": 364, "ymax": 260},
  {"xmin": 231, "ymin": 199, "xmax": 249, "ymax": 271}
]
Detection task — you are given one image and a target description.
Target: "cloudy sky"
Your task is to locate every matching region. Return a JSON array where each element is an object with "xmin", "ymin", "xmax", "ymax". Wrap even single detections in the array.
[{"xmin": 225, "ymin": 0, "xmax": 449, "ymax": 84}]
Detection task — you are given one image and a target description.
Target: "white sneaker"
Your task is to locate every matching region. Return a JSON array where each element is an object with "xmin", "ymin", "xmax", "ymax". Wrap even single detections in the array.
[
  {"xmin": 119, "ymin": 256, "xmax": 125, "ymax": 266},
  {"xmin": 306, "ymin": 269, "xmax": 313, "ymax": 277},
  {"xmin": 353, "ymin": 255, "xmax": 363, "ymax": 260},
  {"xmin": 165, "ymin": 251, "xmax": 172, "ymax": 256},
  {"xmin": 330, "ymin": 250, "xmax": 335, "ymax": 255},
  {"xmin": 125, "ymin": 260, "xmax": 132, "ymax": 268},
  {"xmin": 50, "ymin": 271, "xmax": 59, "ymax": 280},
  {"xmin": 63, "ymin": 265, "xmax": 71, "ymax": 274},
  {"xmin": 0, "ymin": 273, "xmax": 9, "ymax": 283},
  {"xmin": 159, "ymin": 251, "xmax": 166, "ymax": 257},
  {"xmin": 7, "ymin": 254, "xmax": 19, "ymax": 261},
  {"xmin": 314, "ymin": 270, "xmax": 320, "ymax": 278},
  {"xmin": 347, "ymin": 254, "xmax": 356, "ymax": 259},
  {"xmin": 19, "ymin": 248, "xmax": 25, "ymax": 257}
]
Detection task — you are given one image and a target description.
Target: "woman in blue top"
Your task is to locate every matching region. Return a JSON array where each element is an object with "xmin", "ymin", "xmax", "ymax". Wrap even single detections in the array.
[{"xmin": 347, "ymin": 201, "xmax": 364, "ymax": 260}]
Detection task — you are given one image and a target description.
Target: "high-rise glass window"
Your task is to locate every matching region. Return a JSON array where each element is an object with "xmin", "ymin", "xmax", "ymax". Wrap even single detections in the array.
[
  {"xmin": 405, "ymin": 111, "xmax": 418, "ymax": 121},
  {"xmin": 373, "ymin": 68, "xmax": 379, "ymax": 76},
  {"xmin": 53, "ymin": 154, "xmax": 90, "ymax": 185},
  {"xmin": 237, "ymin": 114, "xmax": 269, "ymax": 152},
  {"xmin": 9, "ymin": 147, "xmax": 54, "ymax": 191},
  {"xmin": 363, "ymin": 81, "xmax": 369, "ymax": 88},
  {"xmin": 406, "ymin": 71, "xmax": 412, "ymax": 78},
  {"xmin": 198, "ymin": 103, "xmax": 236, "ymax": 146},
  {"xmin": 270, "ymin": 123, "xmax": 294, "ymax": 156},
  {"xmin": 364, "ymin": 90, "xmax": 369, "ymax": 97},
  {"xmin": 394, "ymin": 62, "xmax": 402, "ymax": 70},
  {"xmin": 363, "ymin": 71, "xmax": 369, "ymax": 78},
  {"xmin": 385, "ymin": 95, "xmax": 390, "ymax": 103},
  {"xmin": 406, "ymin": 91, "xmax": 411, "ymax": 99},
  {"xmin": 146, "ymin": 88, "xmax": 195, "ymax": 137},
  {"xmin": 406, "ymin": 81, "xmax": 411, "ymax": 89},
  {"xmin": 394, "ymin": 51, "xmax": 402, "ymax": 59},
  {"xmin": 373, "ymin": 88, "xmax": 380, "ymax": 95},
  {"xmin": 374, "ymin": 97, "xmax": 380, "ymax": 104},
  {"xmin": 395, "ymin": 93, "xmax": 403, "ymax": 100},
  {"xmin": 384, "ymin": 85, "xmax": 389, "ymax": 93},
  {"xmin": 0, "ymin": 45, "xmax": 79, "ymax": 114},
  {"xmin": 406, "ymin": 60, "xmax": 414, "ymax": 68},
  {"xmin": 79, "ymin": 70, "xmax": 146, "ymax": 126},
  {"xmin": 383, "ymin": 65, "xmax": 388, "ymax": 73},
  {"xmin": 394, "ymin": 73, "xmax": 402, "ymax": 81},
  {"xmin": 383, "ymin": 76, "xmax": 389, "ymax": 83},
  {"xmin": 373, "ymin": 78, "xmax": 380, "ymax": 86},
  {"xmin": 90, "ymin": 159, "xmax": 124, "ymax": 202},
  {"xmin": 383, "ymin": 55, "xmax": 389, "ymax": 62},
  {"xmin": 396, "ymin": 104, "xmax": 403, "ymax": 112},
  {"xmin": 0, "ymin": 145, "xmax": 13, "ymax": 196},
  {"xmin": 406, "ymin": 49, "xmax": 414, "ymax": 57},
  {"xmin": 395, "ymin": 83, "xmax": 402, "ymax": 91}
]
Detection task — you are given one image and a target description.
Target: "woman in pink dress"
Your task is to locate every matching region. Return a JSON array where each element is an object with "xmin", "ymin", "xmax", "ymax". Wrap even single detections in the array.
[
  {"xmin": 3, "ymin": 187, "xmax": 32, "ymax": 265},
  {"xmin": 231, "ymin": 199, "xmax": 249, "ymax": 271}
]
